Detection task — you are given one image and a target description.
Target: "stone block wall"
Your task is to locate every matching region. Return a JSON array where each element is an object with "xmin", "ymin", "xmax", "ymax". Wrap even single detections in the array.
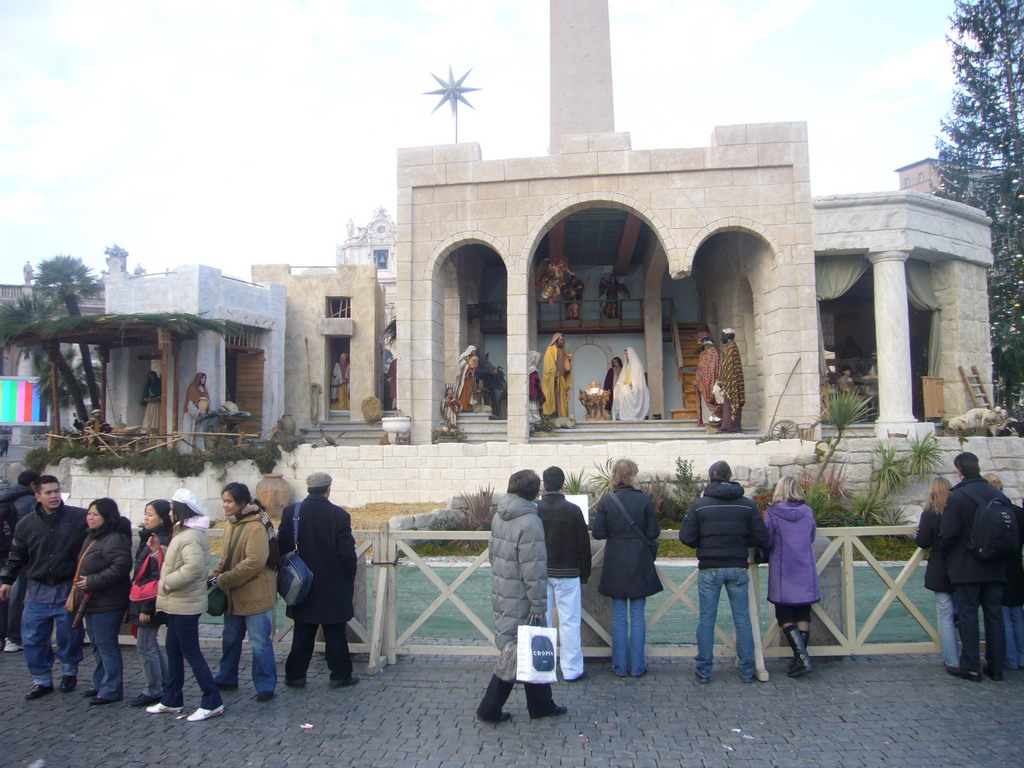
[{"xmin": 55, "ymin": 436, "xmax": 1024, "ymax": 526}]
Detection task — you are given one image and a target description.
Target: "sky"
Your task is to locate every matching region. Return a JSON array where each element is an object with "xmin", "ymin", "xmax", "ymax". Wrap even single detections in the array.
[{"xmin": 0, "ymin": 0, "xmax": 957, "ymax": 286}]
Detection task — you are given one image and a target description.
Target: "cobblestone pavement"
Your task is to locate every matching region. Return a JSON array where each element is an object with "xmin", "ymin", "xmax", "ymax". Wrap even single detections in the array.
[{"xmin": 2, "ymin": 647, "xmax": 1022, "ymax": 768}]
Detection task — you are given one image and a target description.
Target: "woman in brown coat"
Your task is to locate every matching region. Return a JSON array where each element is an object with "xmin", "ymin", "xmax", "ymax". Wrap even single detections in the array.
[{"xmin": 210, "ymin": 482, "xmax": 279, "ymax": 701}]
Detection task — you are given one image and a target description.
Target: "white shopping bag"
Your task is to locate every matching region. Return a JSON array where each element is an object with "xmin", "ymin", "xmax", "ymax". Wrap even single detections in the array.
[{"xmin": 516, "ymin": 623, "xmax": 558, "ymax": 684}]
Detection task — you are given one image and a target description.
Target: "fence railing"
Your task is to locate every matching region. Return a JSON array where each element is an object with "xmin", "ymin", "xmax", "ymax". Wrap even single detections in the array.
[
  {"xmin": 359, "ymin": 524, "xmax": 937, "ymax": 681},
  {"xmin": 199, "ymin": 524, "xmax": 937, "ymax": 681}
]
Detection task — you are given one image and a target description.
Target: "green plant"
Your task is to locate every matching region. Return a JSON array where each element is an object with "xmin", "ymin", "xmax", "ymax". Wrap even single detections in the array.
[
  {"xmin": 904, "ymin": 433, "xmax": 944, "ymax": 481},
  {"xmin": 562, "ymin": 469, "xmax": 589, "ymax": 496},
  {"xmin": 870, "ymin": 442, "xmax": 909, "ymax": 499},
  {"xmin": 431, "ymin": 426, "xmax": 465, "ymax": 442},
  {"xmin": 587, "ymin": 459, "xmax": 615, "ymax": 500},
  {"xmin": 801, "ymin": 475, "xmax": 850, "ymax": 526},
  {"xmin": 671, "ymin": 457, "xmax": 705, "ymax": 509},
  {"xmin": 816, "ymin": 391, "xmax": 874, "ymax": 481},
  {"xmin": 751, "ymin": 486, "xmax": 774, "ymax": 513},
  {"xmin": 847, "ymin": 491, "xmax": 891, "ymax": 525},
  {"xmin": 457, "ymin": 486, "xmax": 495, "ymax": 531},
  {"xmin": 25, "ymin": 440, "xmax": 287, "ymax": 477},
  {"xmin": 530, "ymin": 414, "xmax": 559, "ymax": 436},
  {"xmin": 640, "ymin": 474, "xmax": 678, "ymax": 524}
]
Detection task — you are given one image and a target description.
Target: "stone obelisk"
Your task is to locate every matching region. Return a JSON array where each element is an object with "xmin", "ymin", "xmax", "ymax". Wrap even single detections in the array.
[{"xmin": 549, "ymin": 0, "xmax": 615, "ymax": 154}]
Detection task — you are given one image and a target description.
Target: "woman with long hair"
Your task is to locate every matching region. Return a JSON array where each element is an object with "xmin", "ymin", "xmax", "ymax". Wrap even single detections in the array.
[
  {"xmin": 476, "ymin": 469, "xmax": 566, "ymax": 723},
  {"xmin": 74, "ymin": 497, "xmax": 133, "ymax": 704},
  {"xmin": 592, "ymin": 458, "xmax": 662, "ymax": 677},
  {"xmin": 211, "ymin": 482, "xmax": 279, "ymax": 701},
  {"xmin": 146, "ymin": 489, "xmax": 224, "ymax": 722},
  {"xmin": 915, "ymin": 476, "xmax": 959, "ymax": 672},
  {"xmin": 126, "ymin": 499, "xmax": 173, "ymax": 706},
  {"xmin": 763, "ymin": 476, "xmax": 820, "ymax": 678}
]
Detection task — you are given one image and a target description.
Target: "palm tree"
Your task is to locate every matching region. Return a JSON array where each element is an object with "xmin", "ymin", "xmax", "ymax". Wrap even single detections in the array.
[
  {"xmin": 33, "ymin": 255, "xmax": 103, "ymax": 412},
  {"xmin": 0, "ymin": 292, "xmax": 89, "ymax": 421}
]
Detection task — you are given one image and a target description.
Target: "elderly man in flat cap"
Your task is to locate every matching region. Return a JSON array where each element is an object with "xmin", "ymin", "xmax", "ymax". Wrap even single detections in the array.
[{"xmin": 279, "ymin": 472, "xmax": 359, "ymax": 689}]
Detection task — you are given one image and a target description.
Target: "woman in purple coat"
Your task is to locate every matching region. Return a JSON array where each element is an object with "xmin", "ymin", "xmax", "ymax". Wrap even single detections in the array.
[{"xmin": 764, "ymin": 476, "xmax": 820, "ymax": 678}]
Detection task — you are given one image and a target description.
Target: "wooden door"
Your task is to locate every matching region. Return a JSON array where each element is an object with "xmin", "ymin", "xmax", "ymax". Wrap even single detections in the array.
[{"xmin": 233, "ymin": 350, "xmax": 265, "ymax": 431}]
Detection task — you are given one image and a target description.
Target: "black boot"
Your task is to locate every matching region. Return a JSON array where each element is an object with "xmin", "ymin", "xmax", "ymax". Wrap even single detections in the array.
[{"xmin": 783, "ymin": 625, "xmax": 812, "ymax": 678}]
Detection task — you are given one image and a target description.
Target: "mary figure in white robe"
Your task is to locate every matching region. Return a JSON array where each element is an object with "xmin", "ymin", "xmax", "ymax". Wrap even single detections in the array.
[{"xmin": 612, "ymin": 347, "xmax": 650, "ymax": 421}]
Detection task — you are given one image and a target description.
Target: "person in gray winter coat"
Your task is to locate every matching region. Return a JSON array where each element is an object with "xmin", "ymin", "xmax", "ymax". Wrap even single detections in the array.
[{"xmin": 476, "ymin": 469, "xmax": 566, "ymax": 724}]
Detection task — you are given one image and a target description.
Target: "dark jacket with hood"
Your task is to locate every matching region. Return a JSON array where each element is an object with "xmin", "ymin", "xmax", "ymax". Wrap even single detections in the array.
[
  {"xmin": 0, "ymin": 484, "xmax": 38, "ymax": 559},
  {"xmin": 280, "ymin": 492, "xmax": 357, "ymax": 626},
  {"xmin": 127, "ymin": 526, "xmax": 172, "ymax": 624},
  {"xmin": 939, "ymin": 474, "xmax": 1009, "ymax": 585},
  {"xmin": 680, "ymin": 481, "xmax": 768, "ymax": 569},
  {"xmin": 592, "ymin": 486, "xmax": 662, "ymax": 599},
  {"xmin": 537, "ymin": 492, "xmax": 591, "ymax": 582},
  {"xmin": 915, "ymin": 506, "xmax": 954, "ymax": 593},
  {"xmin": 0, "ymin": 501, "xmax": 88, "ymax": 587},
  {"xmin": 76, "ymin": 516, "xmax": 133, "ymax": 615}
]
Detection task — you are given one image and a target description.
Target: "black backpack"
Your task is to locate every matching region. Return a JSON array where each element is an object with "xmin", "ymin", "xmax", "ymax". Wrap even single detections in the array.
[{"xmin": 960, "ymin": 486, "xmax": 1020, "ymax": 562}]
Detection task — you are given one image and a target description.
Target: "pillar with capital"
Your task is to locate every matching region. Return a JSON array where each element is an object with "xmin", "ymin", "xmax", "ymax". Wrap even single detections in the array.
[{"xmin": 868, "ymin": 250, "xmax": 922, "ymax": 437}]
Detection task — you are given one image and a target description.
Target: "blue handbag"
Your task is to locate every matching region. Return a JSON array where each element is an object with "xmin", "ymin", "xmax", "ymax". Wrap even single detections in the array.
[{"xmin": 277, "ymin": 502, "xmax": 314, "ymax": 606}]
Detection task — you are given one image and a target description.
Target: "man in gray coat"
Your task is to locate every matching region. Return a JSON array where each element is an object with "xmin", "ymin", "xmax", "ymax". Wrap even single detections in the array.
[{"xmin": 476, "ymin": 469, "xmax": 567, "ymax": 723}]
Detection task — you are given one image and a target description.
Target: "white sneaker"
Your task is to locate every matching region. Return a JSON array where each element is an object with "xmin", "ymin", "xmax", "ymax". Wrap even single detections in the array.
[
  {"xmin": 186, "ymin": 705, "xmax": 224, "ymax": 722},
  {"xmin": 146, "ymin": 702, "xmax": 182, "ymax": 714},
  {"xmin": 4, "ymin": 640, "xmax": 22, "ymax": 652}
]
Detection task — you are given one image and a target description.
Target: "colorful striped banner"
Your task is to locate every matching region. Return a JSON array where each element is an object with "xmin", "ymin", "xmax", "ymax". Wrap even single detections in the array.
[{"xmin": 0, "ymin": 378, "xmax": 45, "ymax": 425}]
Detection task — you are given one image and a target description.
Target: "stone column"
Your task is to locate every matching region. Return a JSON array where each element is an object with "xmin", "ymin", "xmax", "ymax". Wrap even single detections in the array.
[{"xmin": 868, "ymin": 250, "xmax": 917, "ymax": 437}]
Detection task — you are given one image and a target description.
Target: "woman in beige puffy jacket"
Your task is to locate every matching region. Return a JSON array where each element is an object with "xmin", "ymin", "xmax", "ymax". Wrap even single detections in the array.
[
  {"xmin": 210, "ymin": 482, "xmax": 278, "ymax": 701},
  {"xmin": 146, "ymin": 489, "xmax": 224, "ymax": 722}
]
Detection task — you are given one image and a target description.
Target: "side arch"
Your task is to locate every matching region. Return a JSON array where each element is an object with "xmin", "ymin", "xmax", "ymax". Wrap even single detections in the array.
[
  {"xmin": 421, "ymin": 232, "xmax": 514, "ymax": 282},
  {"xmin": 677, "ymin": 217, "xmax": 784, "ymax": 278}
]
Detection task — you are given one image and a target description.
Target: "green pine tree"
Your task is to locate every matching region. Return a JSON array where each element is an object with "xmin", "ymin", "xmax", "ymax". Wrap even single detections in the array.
[{"xmin": 937, "ymin": 0, "xmax": 1024, "ymax": 409}]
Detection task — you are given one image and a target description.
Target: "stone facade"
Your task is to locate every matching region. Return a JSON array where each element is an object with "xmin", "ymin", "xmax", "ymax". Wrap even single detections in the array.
[
  {"xmin": 250, "ymin": 263, "xmax": 384, "ymax": 431},
  {"xmin": 396, "ymin": 124, "xmax": 821, "ymax": 444}
]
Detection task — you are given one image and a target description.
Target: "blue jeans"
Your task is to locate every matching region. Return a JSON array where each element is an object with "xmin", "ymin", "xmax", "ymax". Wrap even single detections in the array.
[
  {"xmin": 215, "ymin": 609, "xmax": 277, "ymax": 694},
  {"xmin": 696, "ymin": 567, "xmax": 755, "ymax": 679},
  {"xmin": 85, "ymin": 609, "xmax": 124, "ymax": 701},
  {"xmin": 22, "ymin": 599, "xmax": 85, "ymax": 686},
  {"xmin": 162, "ymin": 613, "xmax": 222, "ymax": 710},
  {"xmin": 611, "ymin": 598, "xmax": 646, "ymax": 676},
  {"xmin": 1003, "ymin": 605, "xmax": 1024, "ymax": 669},
  {"xmin": 136, "ymin": 623, "xmax": 167, "ymax": 697},
  {"xmin": 935, "ymin": 591, "xmax": 960, "ymax": 668}
]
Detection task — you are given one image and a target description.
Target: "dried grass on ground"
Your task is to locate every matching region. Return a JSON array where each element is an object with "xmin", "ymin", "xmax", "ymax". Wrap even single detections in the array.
[{"xmin": 347, "ymin": 501, "xmax": 444, "ymax": 530}]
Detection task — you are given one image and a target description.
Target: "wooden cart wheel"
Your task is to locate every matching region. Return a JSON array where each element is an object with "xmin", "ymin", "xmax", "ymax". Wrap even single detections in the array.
[{"xmin": 769, "ymin": 419, "xmax": 798, "ymax": 440}]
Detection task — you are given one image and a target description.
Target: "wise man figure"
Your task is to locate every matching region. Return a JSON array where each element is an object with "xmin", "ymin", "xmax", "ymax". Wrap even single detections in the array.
[
  {"xmin": 694, "ymin": 332, "xmax": 721, "ymax": 427},
  {"xmin": 719, "ymin": 328, "xmax": 745, "ymax": 433},
  {"xmin": 542, "ymin": 333, "xmax": 573, "ymax": 419}
]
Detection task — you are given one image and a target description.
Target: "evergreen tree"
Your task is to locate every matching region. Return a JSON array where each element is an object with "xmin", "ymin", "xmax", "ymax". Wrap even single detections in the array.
[{"xmin": 938, "ymin": 0, "xmax": 1024, "ymax": 408}]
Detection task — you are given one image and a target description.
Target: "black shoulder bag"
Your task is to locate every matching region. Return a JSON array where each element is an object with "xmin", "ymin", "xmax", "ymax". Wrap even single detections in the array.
[{"xmin": 607, "ymin": 490, "xmax": 659, "ymax": 559}]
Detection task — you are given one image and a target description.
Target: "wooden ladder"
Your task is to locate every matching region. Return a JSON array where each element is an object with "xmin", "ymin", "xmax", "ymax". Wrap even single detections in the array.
[{"xmin": 959, "ymin": 365, "xmax": 992, "ymax": 409}]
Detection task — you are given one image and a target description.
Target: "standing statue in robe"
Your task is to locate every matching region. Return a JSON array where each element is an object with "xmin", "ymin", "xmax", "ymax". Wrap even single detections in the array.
[
  {"xmin": 454, "ymin": 345, "xmax": 479, "ymax": 413},
  {"xmin": 603, "ymin": 356, "xmax": 622, "ymax": 418},
  {"xmin": 140, "ymin": 370, "xmax": 162, "ymax": 435},
  {"xmin": 527, "ymin": 350, "xmax": 546, "ymax": 426},
  {"xmin": 542, "ymin": 333, "xmax": 573, "ymax": 419},
  {"xmin": 330, "ymin": 352, "xmax": 350, "ymax": 410},
  {"xmin": 612, "ymin": 347, "xmax": 650, "ymax": 421},
  {"xmin": 694, "ymin": 332, "xmax": 721, "ymax": 427},
  {"xmin": 599, "ymin": 274, "xmax": 629, "ymax": 319},
  {"xmin": 441, "ymin": 385, "xmax": 462, "ymax": 429},
  {"xmin": 719, "ymin": 328, "xmax": 745, "ymax": 433}
]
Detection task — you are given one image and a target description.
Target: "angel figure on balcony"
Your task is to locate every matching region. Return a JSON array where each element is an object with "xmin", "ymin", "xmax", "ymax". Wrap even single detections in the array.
[{"xmin": 599, "ymin": 273, "xmax": 629, "ymax": 319}]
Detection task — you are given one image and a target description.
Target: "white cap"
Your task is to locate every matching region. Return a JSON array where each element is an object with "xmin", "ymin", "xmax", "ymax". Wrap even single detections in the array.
[{"xmin": 171, "ymin": 488, "xmax": 206, "ymax": 517}]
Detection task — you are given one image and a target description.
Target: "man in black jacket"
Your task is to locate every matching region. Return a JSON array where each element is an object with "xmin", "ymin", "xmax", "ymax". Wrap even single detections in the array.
[
  {"xmin": 538, "ymin": 466, "xmax": 591, "ymax": 682},
  {"xmin": 0, "ymin": 475, "xmax": 88, "ymax": 699},
  {"xmin": 680, "ymin": 461, "xmax": 768, "ymax": 683},
  {"xmin": 0, "ymin": 470, "xmax": 39, "ymax": 652},
  {"xmin": 279, "ymin": 472, "xmax": 359, "ymax": 689},
  {"xmin": 939, "ymin": 452, "xmax": 1008, "ymax": 681}
]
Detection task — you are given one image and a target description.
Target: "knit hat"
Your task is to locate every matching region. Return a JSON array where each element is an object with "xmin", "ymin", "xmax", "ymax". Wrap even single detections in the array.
[{"xmin": 306, "ymin": 471, "xmax": 333, "ymax": 489}]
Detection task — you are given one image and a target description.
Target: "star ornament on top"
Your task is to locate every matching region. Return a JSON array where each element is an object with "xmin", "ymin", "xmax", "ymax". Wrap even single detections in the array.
[{"xmin": 424, "ymin": 65, "xmax": 480, "ymax": 143}]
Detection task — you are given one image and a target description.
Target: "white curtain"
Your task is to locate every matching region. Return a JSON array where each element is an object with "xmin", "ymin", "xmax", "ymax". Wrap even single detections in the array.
[
  {"xmin": 906, "ymin": 259, "xmax": 942, "ymax": 377},
  {"xmin": 815, "ymin": 255, "xmax": 869, "ymax": 375}
]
